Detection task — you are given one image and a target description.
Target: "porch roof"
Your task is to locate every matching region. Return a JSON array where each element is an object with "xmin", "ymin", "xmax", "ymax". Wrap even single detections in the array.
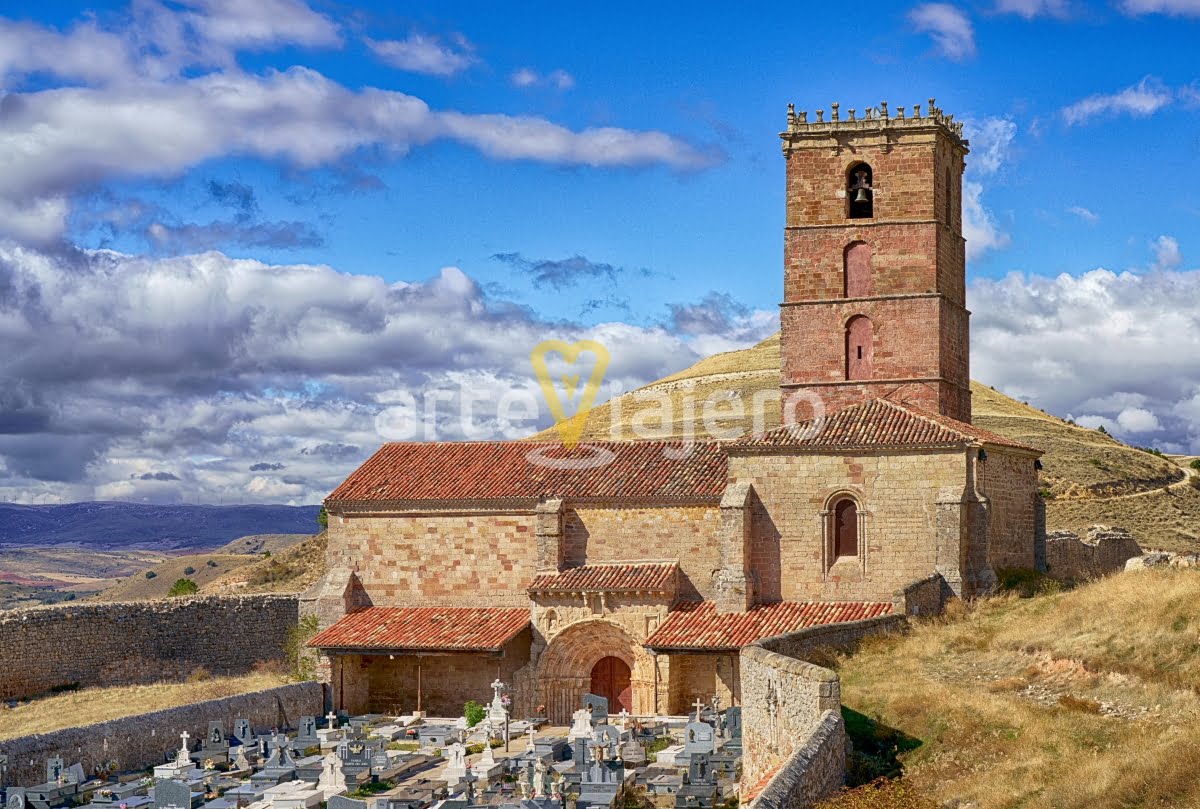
[
  {"xmin": 528, "ymin": 561, "xmax": 679, "ymax": 595},
  {"xmin": 644, "ymin": 600, "xmax": 893, "ymax": 652},
  {"xmin": 308, "ymin": 606, "xmax": 530, "ymax": 653}
]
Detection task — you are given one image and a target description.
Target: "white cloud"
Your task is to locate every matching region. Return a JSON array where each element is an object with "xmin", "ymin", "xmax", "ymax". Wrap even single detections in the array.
[
  {"xmin": 971, "ymin": 264, "xmax": 1200, "ymax": 453},
  {"xmin": 963, "ymin": 181, "xmax": 1011, "ymax": 260},
  {"xmin": 1062, "ymin": 76, "xmax": 1174, "ymax": 125},
  {"xmin": 994, "ymin": 0, "xmax": 1072, "ymax": 16},
  {"xmin": 966, "ymin": 117, "xmax": 1016, "ymax": 175},
  {"xmin": 179, "ymin": 0, "xmax": 341, "ymax": 50},
  {"xmin": 0, "ymin": 244, "xmax": 770, "ymax": 503},
  {"xmin": 511, "ymin": 68, "xmax": 576, "ymax": 90},
  {"xmin": 909, "ymin": 3, "xmax": 977, "ymax": 61},
  {"xmin": 366, "ymin": 33, "xmax": 477, "ymax": 77},
  {"xmin": 1152, "ymin": 235, "xmax": 1183, "ymax": 271},
  {"xmin": 1068, "ymin": 205, "xmax": 1099, "ymax": 224},
  {"xmin": 1119, "ymin": 0, "xmax": 1200, "ymax": 15}
]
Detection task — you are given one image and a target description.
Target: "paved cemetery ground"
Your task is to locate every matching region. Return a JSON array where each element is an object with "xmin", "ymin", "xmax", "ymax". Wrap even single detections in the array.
[{"xmin": 1, "ymin": 671, "xmax": 288, "ymax": 739}]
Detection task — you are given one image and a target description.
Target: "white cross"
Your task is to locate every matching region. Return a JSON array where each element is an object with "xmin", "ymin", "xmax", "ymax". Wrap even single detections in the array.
[
  {"xmin": 326, "ymin": 712, "xmax": 338, "ymax": 730},
  {"xmin": 692, "ymin": 698, "xmax": 705, "ymax": 721},
  {"xmin": 179, "ymin": 731, "xmax": 190, "ymax": 750},
  {"xmin": 490, "ymin": 679, "xmax": 505, "ymax": 699}
]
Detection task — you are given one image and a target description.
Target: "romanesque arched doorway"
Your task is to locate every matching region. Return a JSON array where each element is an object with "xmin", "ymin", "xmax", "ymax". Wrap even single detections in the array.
[
  {"xmin": 535, "ymin": 619, "xmax": 655, "ymax": 722},
  {"xmin": 590, "ymin": 656, "xmax": 632, "ymax": 714}
]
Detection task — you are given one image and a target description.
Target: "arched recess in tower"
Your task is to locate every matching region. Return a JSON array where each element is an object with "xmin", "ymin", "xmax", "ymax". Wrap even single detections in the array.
[
  {"xmin": 844, "ymin": 241, "xmax": 873, "ymax": 297},
  {"xmin": 846, "ymin": 162, "xmax": 874, "ymax": 219},
  {"xmin": 846, "ymin": 315, "xmax": 874, "ymax": 380}
]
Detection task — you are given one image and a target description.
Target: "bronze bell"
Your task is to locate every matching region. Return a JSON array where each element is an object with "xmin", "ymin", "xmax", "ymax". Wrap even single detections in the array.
[{"xmin": 854, "ymin": 187, "xmax": 869, "ymax": 203}]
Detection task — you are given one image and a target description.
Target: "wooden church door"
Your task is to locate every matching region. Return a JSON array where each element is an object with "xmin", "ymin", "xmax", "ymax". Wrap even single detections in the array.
[{"xmin": 590, "ymin": 656, "xmax": 632, "ymax": 713}]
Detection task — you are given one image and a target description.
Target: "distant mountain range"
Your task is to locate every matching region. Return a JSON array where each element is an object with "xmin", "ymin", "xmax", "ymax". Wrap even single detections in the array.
[{"xmin": 0, "ymin": 502, "xmax": 321, "ymax": 551}]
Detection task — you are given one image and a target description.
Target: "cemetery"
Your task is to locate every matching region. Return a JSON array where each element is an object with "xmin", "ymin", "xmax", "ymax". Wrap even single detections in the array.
[{"xmin": 0, "ymin": 679, "xmax": 743, "ymax": 809}]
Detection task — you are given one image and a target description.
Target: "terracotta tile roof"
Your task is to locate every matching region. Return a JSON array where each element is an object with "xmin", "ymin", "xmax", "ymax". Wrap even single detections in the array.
[
  {"xmin": 741, "ymin": 765, "xmax": 783, "ymax": 805},
  {"xmin": 326, "ymin": 440, "xmax": 728, "ymax": 505},
  {"xmin": 528, "ymin": 562, "xmax": 679, "ymax": 594},
  {"xmin": 730, "ymin": 398, "xmax": 1040, "ymax": 453},
  {"xmin": 644, "ymin": 600, "xmax": 893, "ymax": 651},
  {"xmin": 308, "ymin": 607, "xmax": 529, "ymax": 653}
]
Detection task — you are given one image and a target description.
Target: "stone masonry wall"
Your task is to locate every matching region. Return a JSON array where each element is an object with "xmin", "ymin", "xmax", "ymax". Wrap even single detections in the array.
[
  {"xmin": 326, "ymin": 511, "xmax": 539, "ymax": 607},
  {"xmin": 0, "ymin": 596, "xmax": 299, "ymax": 702},
  {"xmin": 0, "ymin": 683, "xmax": 322, "ymax": 787},
  {"xmin": 977, "ymin": 447, "xmax": 1040, "ymax": 571},
  {"xmin": 1045, "ymin": 526, "xmax": 1142, "ymax": 581},
  {"xmin": 562, "ymin": 504, "xmax": 721, "ymax": 600},
  {"xmin": 730, "ymin": 449, "xmax": 969, "ymax": 602},
  {"xmin": 740, "ymin": 615, "xmax": 907, "ymax": 806}
]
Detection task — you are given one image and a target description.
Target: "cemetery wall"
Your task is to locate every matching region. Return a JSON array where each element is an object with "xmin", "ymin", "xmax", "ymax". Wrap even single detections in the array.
[
  {"xmin": 1044, "ymin": 526, "xmax": 1142, "ymax": 581},
  {"xmin": 0, "ymin": 682, "xmax": 322, "ymax": 787},
  {"xmin": 739, "ymin": 615, "xmax": 907, "ymax": 800},
  {"xmin": 0, "ymin": 595, "xmax": 299, "ymax": 701},
  {"xmin": 748, "ymin": 709, "xmax": 845, "ymax": 809},
  {"xmin": 891, "ymin": 573, "xmax": 950, "ymax": 616}
]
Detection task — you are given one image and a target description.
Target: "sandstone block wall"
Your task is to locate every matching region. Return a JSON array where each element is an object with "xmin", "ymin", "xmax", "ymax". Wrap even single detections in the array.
[
  {"xmin": 891, "ymin": 573, "xmax": 949, "ymax": 616},
  {"xmin": 327, "ymin": 511, "xmax": 539, "ymax": 607},
  {"xmin": 1045, "ymin": 526, "xmax": 1142, "ymax": 581},
  {"xmin": 0, "ymin": 595, "xmax": 299, "ymax": 701},
  {"xmin": 977, "ymin": 447, "xmax": 1040, "ymax": 571},
  {"xmin": 563, "ymin": 504, "xmax": 720, "ymax": 600},
  {"xmin": 749, "ymin": 710, "xmax": 846, "ymax": 809},
  {"xmin": 730, "ymin": 449, "xmax": 969, "ymax": 602},
  {"xmin": 0, "ymin": 683, "xmax": 322, "ymax": 787}
]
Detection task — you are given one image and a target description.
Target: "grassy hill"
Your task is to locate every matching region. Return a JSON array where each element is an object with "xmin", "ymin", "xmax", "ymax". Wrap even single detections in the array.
[
  {"xmin": 202, "ymin": 532, "xmax": 328, "ymax": 595},
  {"xmin": 0, "ymin": 547, "xmax": 168, "ymax": 610},
  {"xmin": 92, "ymin": 553, "xmax": 260, "ymax": 601},
  {"xmin": 213, "ymin": 533, "xmax": 312, "ymax": 555},
  {"xmin": 533, "ymin": 333, "xmax": 1199, "ymax": 551},
  {"xmin": 820, "ymin": 568, "xmax": 1200, "ymax": 808}
]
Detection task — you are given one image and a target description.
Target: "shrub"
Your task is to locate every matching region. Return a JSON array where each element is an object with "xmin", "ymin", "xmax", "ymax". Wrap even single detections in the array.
[
  {"xmin": 144, "ymin": 570, "xmax": 157, "ymax": 579},
  {"xmin": 1057, "ymin": 694, "xmax": 1102, "ymax": 714},
  {"xmin": 183, "ymin": 566, "xmax": 196, "ymax": 575},
  {"xmin": 168, "ymin": 578, "xmax": 198, "ymax": 597},
  {"xmin": 995, "ymin": 567, "xmax": 1059, "ymax": 598},
  {"xmin": 464, "ymin": 700, "xmax": 486, "ymax": 728},
  {"xmin": 284, "ymin": 614, "xmax": 320, "ymax": 681},
  {"xmin": 207, "ymin": 560, "xmax": 218, "ymax": 567},
  {"xmin": 1097, "ymin": 425, "xmax": 1108, "ymax": 435},
  {"xmin": 1088, "ymin": 458, "xmax": 1104, "ymax": 468},
  {"xmin": 1191, "ymin": 459, "xmax": 1200, "ymax": 470},
  {"xmin": 318, "ymin": 506, "xmax": 329, "ymax": 530}
]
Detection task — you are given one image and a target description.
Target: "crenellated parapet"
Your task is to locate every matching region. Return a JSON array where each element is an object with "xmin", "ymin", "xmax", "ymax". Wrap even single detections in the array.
[{"xmin": 781, "ymin": 98, "xmax": 968, "ymax": 152}]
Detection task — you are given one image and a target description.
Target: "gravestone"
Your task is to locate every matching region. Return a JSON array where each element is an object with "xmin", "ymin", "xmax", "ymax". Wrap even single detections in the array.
[
  {"xmin": 154, "ymin": 780, "xmax": 192, "ymax": 809},
  {"xmin": 201, "ymin": 723, "xmax": 228, "ymax": 764},
  {"xmin": 317, "ymin": 750, "xmax": 347, "ymax": 798},
  {"xmin": 294, "ymin": 717, "xmax": 321, "ymax": 751},
  {"xmin": 6, "ymin": 788, "xmax": 26, "ymax": 809},
  {"xmin": 581, "ymin": 694, "xmax": 608, "ymax": 724},
  {"xmin": 45, "ymin": 759, "xmax": 64, "ymax": 784},
  {"xmin": 233, "ymin": 719, "xmax": 255, "ymax": 746},
  {"xmin": 326, "ymin": 796, "xmax": 366, "ymax": 809},
  {"xmin": 443, "ymin": 743, "xmax": 468, "ymax": 784},
  {"xmin": 568, "ymin": 708, "xmax": 593, "ymax": 742},
  {"xmin": 683, "ymin": 720, "xmax": 715, "ymax": 756},
  {"xmin": 618, "ymin": 739, "xmax": 646, "ymax": 767},
  {"xmin": 724, "ymin": 708, "xmax": 741, "ymax": 740}
]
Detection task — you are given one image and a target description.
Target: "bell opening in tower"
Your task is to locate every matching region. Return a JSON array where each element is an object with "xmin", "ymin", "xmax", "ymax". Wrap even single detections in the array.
[{"xmin": 847, "ymin": 162, "xmax": 874, "ymax": 219}]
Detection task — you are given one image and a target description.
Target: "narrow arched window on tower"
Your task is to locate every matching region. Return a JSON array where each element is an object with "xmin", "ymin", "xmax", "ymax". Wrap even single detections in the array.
[
  {"xmin": 944, "ymin": 167, "xmax": 953, "ymax": 226},
  {"xmin": 847, "ymin": 163, "xmax": 873, "ymax": 219},
  {"xmin": 846, "ymin": 315, "xmax": 874, "ymax": 380},
  {"xmin": 834, "ymin": 498, "xmax": 858, "ymax": 557},
  {"xmin": 844, "ymin": 242, "xmax": 872, "ymax": 297}
]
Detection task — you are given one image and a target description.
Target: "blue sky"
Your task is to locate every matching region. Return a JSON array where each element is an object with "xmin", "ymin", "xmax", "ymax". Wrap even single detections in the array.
[{"xmin": 0, "ymin": 0, "xmax": 1198, "ymax": 503}]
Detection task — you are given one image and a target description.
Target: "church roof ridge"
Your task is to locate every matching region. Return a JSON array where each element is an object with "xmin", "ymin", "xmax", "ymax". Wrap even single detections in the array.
[{"xmin": 782, "ymin": 97, "xmax": 968, "ymax": 147}]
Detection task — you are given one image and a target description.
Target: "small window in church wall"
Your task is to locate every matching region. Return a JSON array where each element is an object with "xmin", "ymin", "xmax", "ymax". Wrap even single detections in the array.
[
  {"xmin": 844, "ymin": 242, "xmax": 872, "ymax": 297},
  {"xmin": 847, "ymin": 163, "xmax": 873, "ymax": 219},
  {"xmin": 834, "ymin": 499, "xmax": 858, "ymax": 557},
  {"xmin": 846, "ymin": 315, "xmax": 874, "ymax": 380}
]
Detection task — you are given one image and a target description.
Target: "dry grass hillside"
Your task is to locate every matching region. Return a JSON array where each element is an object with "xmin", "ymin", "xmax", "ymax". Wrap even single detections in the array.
[
  {"xmin": 92, "ymin": 553, "xmax": 260, "ymax": 601},
  {"xmin": 533, "ymin": 333, "xmax": 1199, "ymax": 551},
  {"xmin": 0, "ymin": 671, "xmax": 286, "ymax": 739},
  {"xmin": 214, "ymin": 533, "xmax": 312, "ymax": 555},
  {"xmin": 203, "ymin": 532, "xmax": 328, "ymax": 595},
  {"xmin": 821, "ymin": 568, "xmax": 1200, "ymax": 808}
]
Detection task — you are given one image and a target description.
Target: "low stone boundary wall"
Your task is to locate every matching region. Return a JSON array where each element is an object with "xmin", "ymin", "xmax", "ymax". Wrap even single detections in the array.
[
  {"xmin": 750, "ymin": 710, "xmax": 845, "ymax": 809},
  {"xmin": 0, "ymin": 595, "xmax": 300, "ymax": 701},
  {"xmin": 1045, "ymin": 526, "xmax": 1141, "ymax": 581},
  {"xmin": 0, "ymin": 682, "xmax": 323, "ymax": 787},
  {"xmin": 891, "ymin": 573, "xmax": 950, "ymax": 616},
  {"xmin": 741, "ymin": 615, "xmax": 907, "ymax": 807}
]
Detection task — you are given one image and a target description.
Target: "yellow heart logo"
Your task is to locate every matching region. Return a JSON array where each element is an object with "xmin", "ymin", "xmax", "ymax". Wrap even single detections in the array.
[{"xmin": 531, "ymin": 339, "xmax": 609, "ymax": 448}]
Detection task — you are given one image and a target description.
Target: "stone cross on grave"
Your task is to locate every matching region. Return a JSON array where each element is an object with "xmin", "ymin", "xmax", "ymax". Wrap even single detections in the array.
[
  {"xmin": 692, "ymin": 698, "xmax": 705, "ymax": 721},
  {"xmin": 326, "ymin": 712, "xmax": 338, "ymax": 732},
  {"xmin": 526, "ymin": 725, "xmax": 536, "ymax": 752},
  {"xmin": 490, "ymin": 679, "xmax": 505, "ymax": 702},
  {"xmin": 175, "ymin": 731, "xmax": 191, "ymax": 767}
]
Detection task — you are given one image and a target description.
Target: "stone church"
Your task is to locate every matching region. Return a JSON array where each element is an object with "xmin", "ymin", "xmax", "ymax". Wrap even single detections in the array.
[{"xmin": 308, "ymin": 101, "xmax": 1042, "ymax": 723}]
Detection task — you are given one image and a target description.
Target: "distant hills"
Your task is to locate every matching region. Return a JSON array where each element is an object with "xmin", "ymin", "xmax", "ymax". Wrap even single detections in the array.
[{"xmin": 0, "ymin": 502, "xmax": 322, "ymax": 551}]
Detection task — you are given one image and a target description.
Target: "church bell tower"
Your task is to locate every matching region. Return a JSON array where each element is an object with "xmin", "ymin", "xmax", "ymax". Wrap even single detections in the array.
[{"xmin": 778, "ymin": 99, "xmax": 972, "ymax": 423}]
